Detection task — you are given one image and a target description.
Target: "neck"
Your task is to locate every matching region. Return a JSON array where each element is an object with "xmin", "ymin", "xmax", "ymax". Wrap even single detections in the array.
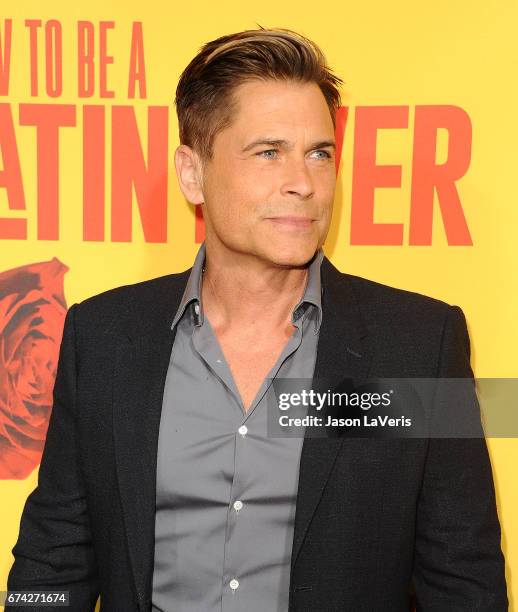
[{"xmin": 201, "ymin": 243, "xmax": 314, "ymax": 334}]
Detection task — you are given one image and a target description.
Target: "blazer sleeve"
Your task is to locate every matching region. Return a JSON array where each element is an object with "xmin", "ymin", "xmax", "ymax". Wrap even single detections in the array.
[
  {"xmin": 411, "ymin": 305, "xmax": 508, "ymax": 611},
  {"xmin": 5, "ymin": 303, "xmax": 100, "ymax": 612}
]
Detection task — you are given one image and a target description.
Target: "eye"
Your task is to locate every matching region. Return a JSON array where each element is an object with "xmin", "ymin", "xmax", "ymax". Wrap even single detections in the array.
[
  {"xmin": 311, "ymin": 149, "xmax": 332, "ymax": 159},
  {"xmin": 257, "ymin": 149, "xmax": 278, "ymax": 159}
]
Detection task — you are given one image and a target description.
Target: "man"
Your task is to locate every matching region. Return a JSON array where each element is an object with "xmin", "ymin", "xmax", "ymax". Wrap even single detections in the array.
[{"xmin": 7, "ymin": 27, "xmax": 507, "ymax": 611}]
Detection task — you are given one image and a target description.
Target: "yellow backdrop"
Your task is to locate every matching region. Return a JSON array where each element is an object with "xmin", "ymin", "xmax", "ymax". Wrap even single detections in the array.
[{"xmin": 1, "ymin": 0, "xmax": 516, "ymax": 608}]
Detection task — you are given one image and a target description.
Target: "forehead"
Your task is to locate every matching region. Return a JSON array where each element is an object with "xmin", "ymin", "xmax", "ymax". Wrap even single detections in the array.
[{"xmin": 227, "ymin": 79, "xmax": 334, "ymax": 133}]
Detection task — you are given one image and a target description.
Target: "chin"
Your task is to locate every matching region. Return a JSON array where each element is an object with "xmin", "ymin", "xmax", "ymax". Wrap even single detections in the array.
[{"xmin": 262, "ymin": 244, "xmax": 318, "ymax": 269}]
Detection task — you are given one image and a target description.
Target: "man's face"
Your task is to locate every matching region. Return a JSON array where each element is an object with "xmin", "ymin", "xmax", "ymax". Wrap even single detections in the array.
[{"xmin": 197, "ymin": 79, "xmax": 337, "ymax": 267}]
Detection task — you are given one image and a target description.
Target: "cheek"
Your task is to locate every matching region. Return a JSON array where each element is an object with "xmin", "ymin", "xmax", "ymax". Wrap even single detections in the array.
[
  {"xmin": 317, "ymin": 171, "xmax": 337, "ymax": 208},
  {"xmin": 209, "ymin": 167, "xmax": 274, "ymax": 225}
]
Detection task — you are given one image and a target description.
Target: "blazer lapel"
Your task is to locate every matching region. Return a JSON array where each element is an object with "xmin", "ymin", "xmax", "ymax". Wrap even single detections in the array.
[
  {"xmin": 290, "ymin": 256, "xmax": 374, "ymax": 571},
  {"xmin": 112, "ymin": 270, "xmax": 190, "ymax": 611}
]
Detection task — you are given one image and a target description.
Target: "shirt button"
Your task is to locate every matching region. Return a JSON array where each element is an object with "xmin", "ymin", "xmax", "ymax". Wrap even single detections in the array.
[
  {"xmin": 233, "ymin": 500, "xmax": 243, "ymax": 511},
  {"xmin": 238, "ymin": 425, "xmax": 248, "ymax": 436},
  {"xmin": 229, "ymin": 578, "xmax": 239, "ymax": 591}
]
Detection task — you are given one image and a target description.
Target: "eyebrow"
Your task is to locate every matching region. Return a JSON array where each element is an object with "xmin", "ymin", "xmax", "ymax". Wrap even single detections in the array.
[{"xmin": 241, "ymin": 138, "xmax": 336, "ymax": 153}]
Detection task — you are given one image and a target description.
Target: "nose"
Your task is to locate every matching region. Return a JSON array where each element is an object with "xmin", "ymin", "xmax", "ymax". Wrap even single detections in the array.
[{"xmin": 280, "ymin": 155, "xmax": 314, "ymax": 200}]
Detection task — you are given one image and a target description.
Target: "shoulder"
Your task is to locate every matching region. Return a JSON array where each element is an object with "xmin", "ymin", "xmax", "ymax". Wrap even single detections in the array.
[
  {"xmin": 323, "ymin": 257, "xmax": 456, "ymax": 324},
  {"xmin": 70, "ymin": 268, "xmax": 191, "ymax": 336},
  {"xmin": 322, "ymin": 260, "xmax": 470, "ymax": 375},
  {"xmin": 347, "ymin": 272, "xmax": 453, "ymax": 319},
  {"xmin": 345, "ymin": 272, "xmax": 468, "ymax": 345},
  {"xmin": 321, "ymin": 258, "xmax": 469, "ymax": 362}
]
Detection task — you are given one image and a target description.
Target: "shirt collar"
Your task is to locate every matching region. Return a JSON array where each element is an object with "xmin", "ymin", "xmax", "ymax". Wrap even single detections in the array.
[
  {"xmin": 171, "ymin": 241, "xmax": 324, "ymax": 333},
  {"xmin": 170, "ymin": 241, "xmax": 206, "ymax": 330}
]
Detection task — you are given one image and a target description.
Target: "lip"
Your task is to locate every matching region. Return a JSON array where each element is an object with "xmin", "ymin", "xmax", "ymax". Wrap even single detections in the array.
[{"xmin": 266, "ymin": 216, "xmax": 315, "ymax": 228}]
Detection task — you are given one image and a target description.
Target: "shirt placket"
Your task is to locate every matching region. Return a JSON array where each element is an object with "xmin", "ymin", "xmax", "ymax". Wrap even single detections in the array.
[
  {"xmin": 214, "ymin": 321, "xmax": 306, "ymax": 610},
  {"xmin": 191, "ymin": 306, "xmax": 310, "ymax": 611}
]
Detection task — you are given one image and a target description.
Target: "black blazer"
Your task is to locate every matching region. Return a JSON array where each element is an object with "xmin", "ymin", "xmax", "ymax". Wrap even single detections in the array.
[{"xmin": 7, "ymin": 256, "xmax": 508, "ymax": 611}]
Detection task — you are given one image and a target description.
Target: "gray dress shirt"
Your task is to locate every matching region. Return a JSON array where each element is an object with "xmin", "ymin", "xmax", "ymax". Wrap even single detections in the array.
[{"xmin": 152, "ymin": 242, "xmax": 324, "ymax": 612}]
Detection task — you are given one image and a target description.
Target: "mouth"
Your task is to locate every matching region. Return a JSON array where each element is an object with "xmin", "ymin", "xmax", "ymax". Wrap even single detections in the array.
[{"xmin": 266, "ymin": 216, "xmax": 315, "ymax": 228}]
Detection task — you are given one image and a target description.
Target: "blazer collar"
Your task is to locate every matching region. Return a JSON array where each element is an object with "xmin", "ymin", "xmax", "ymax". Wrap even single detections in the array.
[{"xmin": 112, "ymin": 254, "xmax": 373, "ymax": 610}]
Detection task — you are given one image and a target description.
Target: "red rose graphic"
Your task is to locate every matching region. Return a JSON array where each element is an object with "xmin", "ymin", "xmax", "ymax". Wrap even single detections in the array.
[{"xmin": 0, "ymin": 257, "xmax": 69, "ymax": 479}]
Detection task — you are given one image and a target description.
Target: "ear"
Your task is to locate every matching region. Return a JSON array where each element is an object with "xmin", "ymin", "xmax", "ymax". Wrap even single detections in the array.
[{"xmin": 174, "ymin": 144, "xmax": 205, "ymax": 205}]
